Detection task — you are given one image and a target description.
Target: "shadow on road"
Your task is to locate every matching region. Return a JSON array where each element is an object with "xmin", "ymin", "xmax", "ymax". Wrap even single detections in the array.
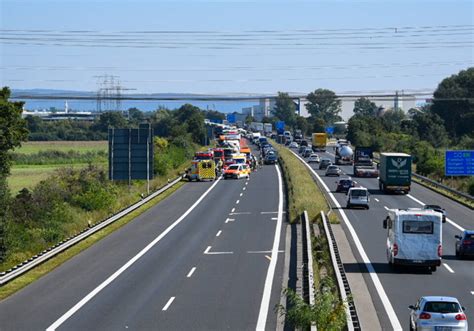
[{"xmin": 343, "ymin": 262, "xmax": 434, "ymax": 275}]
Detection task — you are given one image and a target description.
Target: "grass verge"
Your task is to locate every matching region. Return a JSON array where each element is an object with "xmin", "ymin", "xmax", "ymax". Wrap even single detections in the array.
[
  {"xmin": 0, "ymin": 180, "xmax": 185, "ymax": 300},
  {"xmin": 273, "ymin": 144, "xmax": 347, "ymax": 329}
]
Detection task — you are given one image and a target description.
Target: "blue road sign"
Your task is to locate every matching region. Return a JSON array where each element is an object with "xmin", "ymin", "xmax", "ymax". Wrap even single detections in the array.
[
  {"xmin": 445, "ymin": 150, "xmax": 474, "ymax": 176},
  {"xmin": 276, "ymin": 121, "xmax": 285, "ymax": 134},
  {"xmin": 325, "ymin": 126, "xmax": 335, "ymax": 134},
  {"xmin": 227, "ymin": 113, "xmax": 236, "ymax": 123}
]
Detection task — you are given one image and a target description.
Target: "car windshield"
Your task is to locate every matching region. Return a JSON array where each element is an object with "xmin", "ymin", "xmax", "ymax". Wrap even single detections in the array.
[
  {"xmin": 228, "ymin": 165, "xmax": 239, "ymax": 170},
  {"xmin": 423, "ymin": 301, "xmax": 461, "ymax": 313},
  {"xmin": 234, "ymin": 159, "xmax": 245, "ymax": 163},
  {"xmin": 351, "ymin": 190, "xmax": 367, "ymax": 197},
  {"xmin": 339, "ymin": 180, "xmax": 351, "ymax": 185},
  {"xmin": 403, "ymin": 221, "xmax": 433, "ymax": 234}
]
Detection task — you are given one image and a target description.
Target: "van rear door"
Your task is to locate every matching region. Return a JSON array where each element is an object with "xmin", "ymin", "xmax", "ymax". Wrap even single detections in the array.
[{"xmin": 396, "ymin": 214, "xmax": 441, "ymax": 262}]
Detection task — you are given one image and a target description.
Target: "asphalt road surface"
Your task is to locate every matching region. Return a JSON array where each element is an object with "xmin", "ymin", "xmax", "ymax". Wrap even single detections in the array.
[
  {"xmin": 0, "ymin": 163, "xmax": 285, "ymax": 331},
  {"xmin": 294, "ymin": 147, "xmax": 474, "ymax": 330}
]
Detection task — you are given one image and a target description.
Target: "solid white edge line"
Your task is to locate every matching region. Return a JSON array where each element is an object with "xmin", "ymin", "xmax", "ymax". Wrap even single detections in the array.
[
  {"xmin": 256, "ymin": 164, "xmax": 283, "ymax": 331},
  {"xmin": 216, "ymin": 230, "xmax": 222, "ymax": 237},
  {"xmin": 186, "ymin": 267, "xmax": 196, "ymax": 278},
  {"xmin": 442, "ymin": 263, "xmax": 455, "ymax": 273},
  {"xmin": 46, "ymin": 177, "xmax": 222, "ymax": 331},
  {"xmin": 406, "ymin": 194, "xmax": 465, "ymax": 231},
  {"xmin": 162, "ymin": 296, "xmax": 175, "ymax": 311},
  {"xmin": 290, "ymin": 150, "xmax": 403, "ymax": 331}
]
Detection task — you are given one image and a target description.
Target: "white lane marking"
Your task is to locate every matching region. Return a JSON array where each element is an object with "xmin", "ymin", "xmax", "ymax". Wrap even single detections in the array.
[
  {"xmin": 406, "ymin": 194, "xmax": 465, "ymax": 231},
  {"xmin": 46, "ymin": 177, "xmax": 222, "ymax": 331},
  {"xmin": 471, "ymin": 291, "xmax": 474, "ymax": 295},
  {"xmin": 240, "ymin": 193, "xmax": 243, "ymax": 197},
  {"xmin": 443, "ymin": 263, "xmax": 455, "ymax": 273},
  {"xmin": 216, "ymin": 230, "xmax": 222, "ymax": 237},
  {"xmin": 162, "ymin": 297, "xmax": 175, "ymax": 311},
  {"xmin": 229, "ymin": 212, "xmax": 251, "ymax": 215},
  {"xmin": 290, "ymin": 150, "xmax": 402, "ymax": 330},
  {"xmin": 231, "ymin": 207, "xmax": 235, "ymax": 213},
  {"xmin": 236, "ymin": 200, "xmax": 240, "ymax": 204},
  {"xmin": 260, "ymin": 211, "xmax": 279, "ymax": 214},
  {"xmin": 204, "ymin": 246, "xmax": 233, "ymax": 255},
  {"xmin": 248, "ymin": 250, "xmax": 284, "ymax": 254},
  {"xmin": 256, "ymin": 164, "xmax": 284, "ymax": 330},
  {"xmin": 243, "ymin": 187, "xmax": 246, "ymax": 191},
  {"xmin": 265, "ymin": 255, "xmax": 272, "ymax": 261},
  {"xmin": 186, "ymin": 267, "xmax": 196, "ymax": 278},
  {"xmin": 374, "ymin": 198, "xmax": 379, "ymax": 202},
  {"xmin": 271, "ymin": 217, "xmax": 278, "ymax": 220},
  {"xmin": 246, "ymin": 182, "xmax": 249, "ymax": 185},
  {"xmin": 384, "ymin": 206, "xmax": 389, "ymax": 210},
  {"xmin": 225, "ymin": 218, "xmax": 235, "ymax": 223}
]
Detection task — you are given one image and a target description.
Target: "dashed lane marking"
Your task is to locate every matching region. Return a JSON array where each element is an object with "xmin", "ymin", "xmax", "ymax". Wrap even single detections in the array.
[
  {"xmin": 240, "ymin": 193, "xmax": 243, "ymax": 197},
  {"xmin": 204, "ymin": 246, "xmax": 233, "ymax": 255},
  {"xmin": 229, "ymin": 212, "xmax": 251, "ymax": 215},
  {"xmin": 243, "ymin": 187, "xmax": 246, "ymax": 191},
  {"xmin": 186, "ymin": 267, "xmax": 196, "ymax": 278},
  {"xmin": 247, "ymin": 250, "xmax": 284, "ymax": 254},
  {"xmin": 265, "ymin": 255, "xmax": 272, "ymax": 261},
  {"xmin": 374, "ymin": 198, "xmax": 379, "ymax": 202},
  {"xmin": 271, "ymin": 217, "xmax": 278, "ymax": 220},
  {"xmin": 236, "ymin": 200, "xmax": 240, "ymax": 204},
  {"xmin": 162, "ymin": 297, "xmax": 175, "ymax": 311},
  {"xmin": 225, "ymin": 218, "xmax": 235, "ymax": 223},
  {"xmin": 231, "ymin": 208, "xmax": 235, "ymax": 213},
  {"xmin": 384, "ymin": 206, "xmax": 389, "ymax": 210},
  {"xmin": 443, "ymin": 263, "xmax": 455, "ymax": 273},
  {"xmin": 406, "ymin": 194, "xmax": 465, "ymax": 232},
  {"xmin": 216, "ymin": 230, "xmax": 222, "ymax": 237}
]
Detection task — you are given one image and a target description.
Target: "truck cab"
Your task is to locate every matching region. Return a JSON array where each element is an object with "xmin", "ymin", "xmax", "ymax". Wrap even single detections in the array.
[{"xmin": 383, "ymin": 209, "xmax": 442, "ymax": 271}]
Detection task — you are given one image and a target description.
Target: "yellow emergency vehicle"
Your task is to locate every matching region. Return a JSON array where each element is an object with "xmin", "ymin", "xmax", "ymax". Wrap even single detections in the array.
[{"xmin": 186, "ymin": 160, "xmax": 216, "ymax": 181}]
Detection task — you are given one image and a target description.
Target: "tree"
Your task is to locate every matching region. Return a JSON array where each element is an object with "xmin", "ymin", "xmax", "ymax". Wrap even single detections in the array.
[
  {"xmin": 295, "ymin": 116, "xmax": 310, "ymax": 136},
  {"xmin": 306, "ymin": 89, "xmax": 342, "ymax": 124},
  {"xmin": 411, "ymin": 112, "xmax": 449, "ymax": 147},
  {"xmin": 0, "ymin": 87, "xmax": 29, "ymax": 261},
  {"xmin": 175, "ymin": 104, "xmax": 205, "ymax": 144},
  {"xmin": 380, "ymin": 109, "xmax": 406, "ymax": 132},
  {"xmin": 245, "ymin": 115, "xmax": 255, "ymax": 125},
  {"xmin": 353, "ymin": 97, "xmax": 378, "ymax": 117},
  {"xmin": 92, "ymin": 111, "xmax": 128, "ymax": 132},
  {"xmin": 272, "ymin": 92, "xmax": 296, "ymax": 128},
  {"xmin": 431, "ymin": 67, "xmax": 474, "ymax": 138},
  {"xmin": 127, "ymin": 107, "xmax": 144, "ymax": 125}
]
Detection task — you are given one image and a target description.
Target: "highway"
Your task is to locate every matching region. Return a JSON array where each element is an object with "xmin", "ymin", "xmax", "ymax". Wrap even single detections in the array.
[
  {"xmin": 0, "ymin": 162, "xmax": 286, "ymax": 330},
  {"xmin": 293, "ymin": 147, "xmax": 474, "ymax": 330}
]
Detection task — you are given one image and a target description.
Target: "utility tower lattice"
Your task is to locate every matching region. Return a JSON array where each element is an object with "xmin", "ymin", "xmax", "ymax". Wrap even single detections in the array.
[{"xmin": 95, "ymin": 75, "xmax": 135, "ymax": 112}]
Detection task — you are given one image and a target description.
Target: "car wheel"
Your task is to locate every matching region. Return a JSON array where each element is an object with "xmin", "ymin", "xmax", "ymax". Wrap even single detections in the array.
[
  {"xmin": 366, "ymin": 205, "xmax": 370, "ymax": 210},
  {"xmin": 346, "ymin": 203, "xmax": 351, "ymax": 209},
  {"xmin": 455, "ymin": 249, "xmax": 459, "ymax": 257},
  {"xmin": 430, "ymin": 266, "xmax": 437, "ymax": 272}
]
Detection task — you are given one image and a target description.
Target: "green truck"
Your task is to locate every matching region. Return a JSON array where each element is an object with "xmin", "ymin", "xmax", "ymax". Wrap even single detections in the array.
[{"xmin": 378, "ymin": 152, "xmax": 412, "ymax": 194}]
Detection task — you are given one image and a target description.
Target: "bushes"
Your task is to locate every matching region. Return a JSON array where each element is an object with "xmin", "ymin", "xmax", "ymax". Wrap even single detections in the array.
[
  {"xmin": 154, "ymin": 137, "xmax": 196, "ymax": 176},
  {"xmin": 11, "ymin": 150, "xmax": 107, "ymax": 165}
]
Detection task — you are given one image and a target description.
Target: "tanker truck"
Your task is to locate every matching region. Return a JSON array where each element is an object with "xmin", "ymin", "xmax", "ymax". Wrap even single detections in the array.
[{"xmin": 335, "ymin": 144, "xmax": 353, "ymax": 165}]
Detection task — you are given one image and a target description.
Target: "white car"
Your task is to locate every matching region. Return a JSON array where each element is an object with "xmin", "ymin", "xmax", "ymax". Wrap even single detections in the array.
[
  {"xmin": 346, "ymin": 187, "xmax": 369, "ymax": 209},
  {"xmin": 289, "ymin": 142, "xmax": 299, "ymax": 148},
  {"xmin": 307, "ymin": 153, "xmax": 320, "ymax": 163},
  {"xmin": 409, "ymin": 296, "xmax": 468, "ymax": 331}
]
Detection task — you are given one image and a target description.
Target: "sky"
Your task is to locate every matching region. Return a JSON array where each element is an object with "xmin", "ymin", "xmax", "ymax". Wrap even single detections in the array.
[{"xmin": 1, "ymin": 0, "xmax": 473, "ymax": 98}]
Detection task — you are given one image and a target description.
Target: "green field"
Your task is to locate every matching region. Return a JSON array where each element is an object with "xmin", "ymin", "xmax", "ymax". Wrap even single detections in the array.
[
  {"xmin": 15, "ymin": 141, "xmax": 107, "ymax": 155},
  {"xmin": 8, "ymin": 141, "xmax": 108, "ymax": 193}
]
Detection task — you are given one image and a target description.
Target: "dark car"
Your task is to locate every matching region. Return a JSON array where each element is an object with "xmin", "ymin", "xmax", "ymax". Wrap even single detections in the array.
[
  {"xmin": 319, "ymin": 158, "xmax": 332, "ymax": 170},
  {"xmin": 455, "ymin": 230, "xmax": 474, "ymax": 258},
  {"xmin": 336, "ymin": 178, "xmax": 355, "ymax": 193},
  {"xmin": 298, "ymin": 145, "xmax": 306, "ymax": 154},
  {"xmin": 423, "ymin": 204, "xmax": 447, "ymax": 223},
  {"xmin": 303, "ymin": 147, "xmax": 313, "ymax": 158},
  {"xmin": 300, "ymin": 140, "xmax": 308, "ymax": 147},
  {"xmin": 264, "ymin": 152, "xmax": 278, "ymax": 165}
]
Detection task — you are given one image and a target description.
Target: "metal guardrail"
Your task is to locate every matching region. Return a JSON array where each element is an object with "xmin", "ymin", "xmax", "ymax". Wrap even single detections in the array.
[
  {"xmin": 321, "ymin": 211, "xmax": 360, "ymax": 331},
  {"xmin": 0, "ymin": 175, "xmax": 184, "ymax": 286},
  {"xmin": 301, "ymin": 211, "xmax": 317, "ymax": 331}
]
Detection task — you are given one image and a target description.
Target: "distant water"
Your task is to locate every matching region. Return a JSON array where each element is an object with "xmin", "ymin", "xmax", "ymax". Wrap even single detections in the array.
[{"xmin": 20, "ymin": 98, "xmax": 256, "ymax": 114}]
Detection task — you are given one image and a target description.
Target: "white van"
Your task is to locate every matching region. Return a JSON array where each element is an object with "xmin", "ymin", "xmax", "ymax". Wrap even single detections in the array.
[
  {"xmin": 383, "ymin": 209, "xmax": 442, "ymax": 271},
  {"xmin": 346, "ymin": 187, "xmax": 370, "ymax": 209}
]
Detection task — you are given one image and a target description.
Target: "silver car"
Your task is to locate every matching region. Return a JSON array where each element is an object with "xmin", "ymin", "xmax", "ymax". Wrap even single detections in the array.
[
  {"xmin": 409, "ymin": 296, "xmax": 468, "ymax": 331},
  {"xmin": 325, "ymin": 165, "xmax": 341, "ymax": 176}
]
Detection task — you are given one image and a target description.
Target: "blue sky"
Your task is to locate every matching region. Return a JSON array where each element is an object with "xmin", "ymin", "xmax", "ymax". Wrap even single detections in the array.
[{"xmin": 1, "ymin": 0, "xmax": 473, "ymax": 95}]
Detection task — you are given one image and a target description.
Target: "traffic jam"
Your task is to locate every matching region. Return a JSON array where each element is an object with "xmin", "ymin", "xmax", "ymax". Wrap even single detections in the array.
[
  {"xmin": 184, "ymin": 126, "xmax": 278, "ymax": 182},
  {"xmin": 286, "ymin": 131, "xmax": 471, "ymax": 330}
]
